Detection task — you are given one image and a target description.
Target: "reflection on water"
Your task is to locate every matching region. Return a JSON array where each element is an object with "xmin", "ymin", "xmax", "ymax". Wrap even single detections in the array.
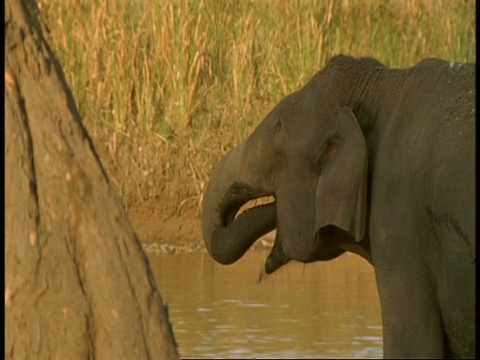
[{"xmin": 148, "ymin": 249, "xmax": 383, "ymax": 359}]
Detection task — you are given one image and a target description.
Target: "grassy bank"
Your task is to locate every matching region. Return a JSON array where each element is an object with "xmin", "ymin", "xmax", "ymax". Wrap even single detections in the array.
[{"xmin": 38, "ymin": 0, "xmax": 475, "ymax": 212}]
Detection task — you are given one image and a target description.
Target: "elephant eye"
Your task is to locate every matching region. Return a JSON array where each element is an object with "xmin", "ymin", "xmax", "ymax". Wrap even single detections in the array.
[{"xmin": 274, "ymin": 117, "xmax": 282, "ymax": 131}]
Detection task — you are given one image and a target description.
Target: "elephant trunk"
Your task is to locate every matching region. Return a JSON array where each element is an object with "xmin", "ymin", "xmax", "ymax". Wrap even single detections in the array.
[{"xmin": 201, "ymin": 142, "xmax": 276, "ymax": 265}]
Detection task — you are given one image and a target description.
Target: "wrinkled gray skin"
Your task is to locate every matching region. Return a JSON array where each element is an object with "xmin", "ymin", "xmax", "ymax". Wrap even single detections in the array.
[{"xmin": 201, "ymin": 55, "xmax": 475, "ymax": 358}]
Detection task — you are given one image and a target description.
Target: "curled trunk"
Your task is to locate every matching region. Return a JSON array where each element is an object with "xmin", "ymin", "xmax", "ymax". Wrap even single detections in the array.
[{"xmin": 202, "ymin": 143, "xmax": 276, "ymax": 264}]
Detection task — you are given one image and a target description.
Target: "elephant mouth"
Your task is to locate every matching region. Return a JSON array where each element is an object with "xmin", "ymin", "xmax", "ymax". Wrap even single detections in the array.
[
  {"xmin": 218, "ymin": 182, "xmax": 275, "ymax": 227},
  {"xmin": 263, "ymin": 234, "xmax": 291, "ymax": 274},
  {"xmin": 213, "ymin": 182, "xmax": 293, "ymax": 273}
]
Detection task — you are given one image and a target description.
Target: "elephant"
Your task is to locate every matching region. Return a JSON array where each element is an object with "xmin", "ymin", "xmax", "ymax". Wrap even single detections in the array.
[{"xmin": 201, "ymin": 55, "xmax": 475, "ymax": 358}]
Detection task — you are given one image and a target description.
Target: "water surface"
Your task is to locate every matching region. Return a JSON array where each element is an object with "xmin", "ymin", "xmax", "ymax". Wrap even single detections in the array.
[{"xmin": 149, "ymin": 249, "xmax": 382, "ymax": 359}]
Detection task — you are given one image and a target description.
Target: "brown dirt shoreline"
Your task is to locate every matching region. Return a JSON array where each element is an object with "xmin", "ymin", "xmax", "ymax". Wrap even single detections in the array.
[{"xmin": 127, "ymin": 197, "xmax": 275, "ymax": 255}]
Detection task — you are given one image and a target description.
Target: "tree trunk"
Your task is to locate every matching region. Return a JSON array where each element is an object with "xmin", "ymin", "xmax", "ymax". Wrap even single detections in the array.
[{"xmin": 5, "ymin": 1, "xmax": 180, "ymax": 359}]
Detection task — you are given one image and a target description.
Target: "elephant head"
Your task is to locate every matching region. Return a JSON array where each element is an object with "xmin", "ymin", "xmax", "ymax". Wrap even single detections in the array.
[{"xmin": 202, "ymin": 56, "xmax": 380, "ymax": 272}]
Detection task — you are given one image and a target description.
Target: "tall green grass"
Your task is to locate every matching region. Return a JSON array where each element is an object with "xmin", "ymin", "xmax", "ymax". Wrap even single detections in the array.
[{"xmin": 38, "ymin": 0, "xmax": 475, "ymax": 210}]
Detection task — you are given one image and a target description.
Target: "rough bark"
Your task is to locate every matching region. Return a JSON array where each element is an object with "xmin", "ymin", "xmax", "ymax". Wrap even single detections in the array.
[{"xmin": 5, "ymin": 1, "xmax": 180, "ymax": 359}]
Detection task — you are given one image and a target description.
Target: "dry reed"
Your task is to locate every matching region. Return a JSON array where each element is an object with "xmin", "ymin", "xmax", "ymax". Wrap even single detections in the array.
[{"xmin": 38, "ymin": 0, "xmax": 475, "ymax": 211}]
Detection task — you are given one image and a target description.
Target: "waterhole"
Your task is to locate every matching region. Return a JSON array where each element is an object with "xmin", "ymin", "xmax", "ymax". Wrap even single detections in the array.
[{"xmin": 148, "ymin": 249, "xmax": 382, "ymax": 359}]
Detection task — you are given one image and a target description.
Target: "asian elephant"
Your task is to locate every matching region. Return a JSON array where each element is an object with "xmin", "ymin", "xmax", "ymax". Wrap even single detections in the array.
[{"xmin": 201, "ymin": 55, "xmax": 475, "ymax": 358}]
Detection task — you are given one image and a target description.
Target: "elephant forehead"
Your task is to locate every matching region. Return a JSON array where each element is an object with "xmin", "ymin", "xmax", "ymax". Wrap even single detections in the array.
[
  {"xmin": 272, "ymin": 94, "xmax": 302, "ymax": 118},
  {"xmin": 274, "ymin": 98, "xmax": 325, "ymax": 131}
]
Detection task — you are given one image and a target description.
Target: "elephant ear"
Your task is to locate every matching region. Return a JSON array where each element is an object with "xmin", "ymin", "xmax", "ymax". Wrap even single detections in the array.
[{"xmin": 315, "ymin": 106, "xmax": 367, "ymax": 242}]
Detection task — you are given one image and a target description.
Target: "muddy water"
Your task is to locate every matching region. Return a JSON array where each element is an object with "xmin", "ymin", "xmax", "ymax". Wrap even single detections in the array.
[{"xmin": 148, "ymin": 249, "xmax": 383, "ymax": 359}]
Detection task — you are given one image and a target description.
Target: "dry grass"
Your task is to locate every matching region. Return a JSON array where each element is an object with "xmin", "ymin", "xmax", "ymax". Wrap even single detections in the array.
[{"xmin": 38, "ymin": 0, "xmax": 475, "ymax": 212}]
